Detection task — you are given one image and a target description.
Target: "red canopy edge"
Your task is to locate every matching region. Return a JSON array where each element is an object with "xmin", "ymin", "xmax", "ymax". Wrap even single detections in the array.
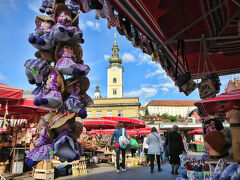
[
  {"xmin": 0, "ymin": 83, "xmax": 23, "ymax": 101},
  {"xmin": 188, "ymin": 129, "xmax": 203, "ymax": 135}
]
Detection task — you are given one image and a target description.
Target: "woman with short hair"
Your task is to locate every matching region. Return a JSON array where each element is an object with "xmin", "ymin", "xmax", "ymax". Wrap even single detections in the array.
[{"xmin": 146, "ymin": 127, "xmax": 163, "ymax": 173}]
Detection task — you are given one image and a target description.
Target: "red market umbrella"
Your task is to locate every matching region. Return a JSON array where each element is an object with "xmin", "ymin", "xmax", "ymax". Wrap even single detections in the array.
[
  {"xmin": 82, "ymin": 119, "xmax": 118, "ymax": 130},
  {"xmin": 101, "ymin": 117, "xmax": 145, "ymax": 129},
  {"xmin": 188, "ymin": 129, "xmax": 203, "ymax": 135},
  {"xmin": 195, "ymin": 89, "xmax": 240, "ymax": 116},
  {"xmin": 0, "ymin": 83, "xmax": 23, "ymax": 102}
]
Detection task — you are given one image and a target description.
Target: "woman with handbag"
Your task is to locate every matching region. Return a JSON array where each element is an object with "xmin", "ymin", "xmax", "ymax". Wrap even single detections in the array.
[
  {"xmin": 110, "ymin": 122, "xmax": 128, "ymax": 173},
  {"xmin": 165, "ymin": 125, "xmax": 185, "ymax": 175},
  {"xmin": 146, "ymin": 127, "xmax": 163, "ymax": 173}
]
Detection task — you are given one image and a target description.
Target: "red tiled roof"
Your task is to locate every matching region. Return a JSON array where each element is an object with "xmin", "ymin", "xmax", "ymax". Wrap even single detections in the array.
[
  {"xmin": 148, "ymin": 100, "xmax": 197, "ymax": 106},
  {"xmin": 139, "ymin": 106, "xmax": 144, "ymax": 110}
]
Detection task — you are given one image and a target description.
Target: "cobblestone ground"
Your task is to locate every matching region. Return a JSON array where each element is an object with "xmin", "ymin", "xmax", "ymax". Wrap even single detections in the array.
[{"xmin": 58, "ymin": 163, "xmax": 184, "ymax": 180}]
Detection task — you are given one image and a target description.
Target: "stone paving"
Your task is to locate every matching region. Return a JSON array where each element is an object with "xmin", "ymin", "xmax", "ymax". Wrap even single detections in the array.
[{"xmin": 58, "ymin": 163, "xmax": 183, "ymax": 180}]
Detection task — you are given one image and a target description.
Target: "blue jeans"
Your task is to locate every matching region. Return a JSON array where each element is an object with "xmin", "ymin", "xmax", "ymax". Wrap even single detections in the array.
[{"xmin": 115, "ymin": 148, "xmax": 126, "ymax": 170}]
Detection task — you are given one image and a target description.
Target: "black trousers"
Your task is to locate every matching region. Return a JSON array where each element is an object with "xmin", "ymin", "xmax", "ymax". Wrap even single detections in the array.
[{"xmin": 149, "ymin": 154, "xmax": 161, "ymax": 171}]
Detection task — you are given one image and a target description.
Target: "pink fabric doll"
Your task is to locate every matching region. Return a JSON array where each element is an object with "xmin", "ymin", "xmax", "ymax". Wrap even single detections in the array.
[
  {"xmin": 28, "ymin": 16, "xmax": 55, "ymax": 50},
  {"xmin": 55, "ymin": 41, "xmax": 90, "ymax": 77},
  {"xmin": 33, "ymin": 68, "xmax": 64, "ymax": 109},
  {"xmin": 50, "ymin": 3, "xmax": 84, "ymax": 43}
]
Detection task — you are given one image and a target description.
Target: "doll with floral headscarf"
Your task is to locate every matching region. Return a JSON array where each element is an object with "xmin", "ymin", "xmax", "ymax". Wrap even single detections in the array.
[
  {"xmin": 33, "ymin": 67, "xmax": 64, "ymax": 109},
  {"xmin": 61, "ymin": 77, "xmax": 93, "ymax": 118},
  {"xmin": 50, "ymin": 3, "xmax": 84, "ymax": 43},
  {"xmin": 55, "ymin": 41, "xmax": 90, "ymax": 77},
  {"xmin": 29, "ymin": 16, "xmax": 55, "ymax": 50}
]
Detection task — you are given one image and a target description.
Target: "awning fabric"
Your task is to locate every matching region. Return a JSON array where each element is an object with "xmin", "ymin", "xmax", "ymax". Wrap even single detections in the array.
[
  {"xmin": 112, "ymin": 0, "xmax": 240, "ymax": 78},
  {"xmin": 195, "ymin": 89, "xmax": 240, "ymax": 116},
  {"xmin": 0, "ymin": 83, "xmax": 23, "ymax": 101},
  {"xmin": 82, "ymin": 119, "xmax": 118, "ymax": 130},
  {"xmin": 188, "ymin": 129, "xmax": 203, "ymax": 135}
]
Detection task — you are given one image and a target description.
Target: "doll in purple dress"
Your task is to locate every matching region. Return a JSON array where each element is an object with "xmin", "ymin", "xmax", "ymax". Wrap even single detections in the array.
[
  {"xmin": 33, "ymin": 68, "xmax": 64, "ymax": 109},
  {"xmin": 62, "ymin": 77, "xmax": 93, "ymax": 118},
  {"xmin": 28, "ymin": 16, "xmax": 55, "ymax": 50},
  {"xmin": 55, "ymin": 41, "xmax": 90, "ymax": 77},
  {"xmin": 50, "ymin": 3, "xmax": 84, "ymax": 43}
]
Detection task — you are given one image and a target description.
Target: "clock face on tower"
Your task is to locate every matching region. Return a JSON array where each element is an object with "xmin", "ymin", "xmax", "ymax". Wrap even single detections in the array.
[{"xmin": 111, "ymin": 66, "xmax": 117, "ymax": 72}]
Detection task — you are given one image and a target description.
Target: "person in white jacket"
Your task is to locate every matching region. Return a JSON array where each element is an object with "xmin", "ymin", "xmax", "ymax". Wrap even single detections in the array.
[
  {"xmin": 146, "ymin": 127, "xmax": 163, "ymax": 173},
  {"xmin": 142, "ymin": 135, "xmax": 149, "ymax": 165}
]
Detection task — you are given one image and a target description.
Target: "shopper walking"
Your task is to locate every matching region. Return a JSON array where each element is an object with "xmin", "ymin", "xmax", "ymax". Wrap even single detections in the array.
[
  {"xmin": 165, "ymin": 125, "xmax": 185, "ymax": 175},
  {"xmin": 142, "ymin": 134, "xmax": 149, "ymax": 166},
  {"xmin": 146, "ymin": 127, "xmax": 163, "ymax": 173},
  {"xmin": 111, "ymin": 122, "xmax": 128, "ymax": 173}
]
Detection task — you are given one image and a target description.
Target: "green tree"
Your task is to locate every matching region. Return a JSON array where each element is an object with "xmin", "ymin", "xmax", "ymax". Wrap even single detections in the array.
[{"xmin": 145, "ymin": 108, "xmax": 149, "ymax": 116}]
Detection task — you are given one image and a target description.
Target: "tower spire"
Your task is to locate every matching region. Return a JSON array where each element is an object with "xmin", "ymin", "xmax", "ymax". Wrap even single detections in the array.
[{"xmin": 108, "ymin": 33, "xmax": 122, "ymax": 65}]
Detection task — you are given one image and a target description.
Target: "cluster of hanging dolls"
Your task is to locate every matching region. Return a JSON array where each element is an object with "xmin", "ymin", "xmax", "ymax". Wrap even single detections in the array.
[{"xmin": 23, "ymin": 0, "xmax": 105, "ymax": 168}]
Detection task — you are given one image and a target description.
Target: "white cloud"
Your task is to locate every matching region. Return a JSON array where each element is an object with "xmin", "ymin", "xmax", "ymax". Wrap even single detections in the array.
[
  {"xmin": 122, "ymin": 53, "xmax": 135, "ymax": 63},
  {"xmin": 86, "ymin": 20, "xmax": 100, "ymax": 31},
  {"xmin": 145, "ymin": 67, "xmax": 165, "ymax": 78},
  {"xmin": 104, "ymin": 55, "xmax": 111, "ymax": 61},
  {"xmin": 0, "ymin": 73, "xmax": 5, "ymax": 80},
  {"xmin": 161, "ymin": 87, "xmax": 169, "ymax": 92},
  {"xmin": 125, "ymin": 87, "xmax": 158, "ymax": 97},
  {"xmin": 26, "ymin": 0, "xmax": 41, "ymax": 14}
]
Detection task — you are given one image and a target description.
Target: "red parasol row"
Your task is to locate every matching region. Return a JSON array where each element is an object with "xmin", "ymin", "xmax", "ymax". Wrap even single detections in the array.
[
  {"xmin": 82, "ymin": 119, "xmax": 118, "ymax": 130},
  {"xmin": 195, "ymin": 89, "xmax": 240, "ymax": 116},
  {"xmin": 101, "ymin": 117, "xmax": 145, "ymax": 129}
]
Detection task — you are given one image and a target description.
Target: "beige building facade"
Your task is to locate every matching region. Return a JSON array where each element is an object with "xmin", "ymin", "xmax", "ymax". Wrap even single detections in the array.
[{"xmin": 147, "ymin": 100, "xmax": 197, "ymax": 117}]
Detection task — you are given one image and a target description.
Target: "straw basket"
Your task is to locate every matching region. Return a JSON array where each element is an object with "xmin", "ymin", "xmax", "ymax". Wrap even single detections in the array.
[{"xmin": 0, "ymin": 165, "xmax": 6, "ymax": 174}]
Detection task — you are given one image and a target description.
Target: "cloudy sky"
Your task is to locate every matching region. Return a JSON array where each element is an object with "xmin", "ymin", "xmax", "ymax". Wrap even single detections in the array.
[{"xmin": 0, "ymin": 0, "xmax": 238, "ymax": 105}]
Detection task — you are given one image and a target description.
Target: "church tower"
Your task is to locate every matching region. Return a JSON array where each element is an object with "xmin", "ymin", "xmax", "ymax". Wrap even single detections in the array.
[
  {"xmin": 107, "ymin": 33, "xmax": 124, "ymax": 98},
  {"xmin": 94, "ymin": 80, "xmax": 101, "ymax": 99}
]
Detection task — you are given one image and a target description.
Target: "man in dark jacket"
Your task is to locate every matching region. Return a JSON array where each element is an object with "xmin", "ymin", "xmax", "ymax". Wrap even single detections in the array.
[{"xmin": 165, "ymin": 125, "xmax": 184, "ymax": 175}]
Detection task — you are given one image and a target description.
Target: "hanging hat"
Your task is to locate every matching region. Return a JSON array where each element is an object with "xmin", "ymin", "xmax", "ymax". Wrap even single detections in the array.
[
  {"xmin": 65, "ymin": 76, "xmax": 90, "ymax": 95},
  {"xmin": 35, "ymin": 50, "xmax": 56, "ymax": 63},
  {"xmin": 48, "ymin": 112, "xmax": 76, "ymax": 130},
  {"xmin": 48, "ymin": 66, "xmax": 65, "ymax": 93},
  {"xmin": 72, "ymin": 121, "xmax": 83, "ymax": 139},
  {"xmin": 53, "ymin": 3, "xmax": 72, "ymax": 23},
  {"xmin": 35, "ymin": 15, "xmax": 54, "ymax": 26},
  {"xmin": 55, "ymin": 41, "xmax": 83, "ymax": 61},
  {"xmin": 204, "ymin": 131, "xmax": 227, "ymax": 154},
  {"xmin": 37, "ymin": 113, "xmax": 56, "ymax": 131}
]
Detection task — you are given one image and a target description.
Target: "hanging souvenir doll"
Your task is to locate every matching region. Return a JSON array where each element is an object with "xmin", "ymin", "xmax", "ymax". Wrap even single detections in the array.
[
  {"xmin": 50, "ymin": 3, "xmax": 84, "ymax": 43},
  {"xmin": 25, "ymin": 113, "xmax": 84, "ymax": 167},
  {"xmin": 39, "ymin": 0, "xmax": 55, "ymax": 14},
  {"xmin": 65, "ymin": 0, "xmax": 80, "ymax": 14},
  {"xmin": 28, "ymin": 16, "xmax": 55, "ymax": 50},
  {"xmin": 55, "ymin": 41, "xmax": 90, "ymax": 77},
  {"xmin": 24, "ymin": 50, "xmax": 55, "ymax": 86},
  {"xmin": 78, "ymin": 0, "xmax": 103, "ymax": 13},
  {"xmin": 62, "ymin": 77, "xmax": 93, "ymax": 118},
  {"xmin": 33, "ymin": 66, "xmax": 64, "ymax": 109}
]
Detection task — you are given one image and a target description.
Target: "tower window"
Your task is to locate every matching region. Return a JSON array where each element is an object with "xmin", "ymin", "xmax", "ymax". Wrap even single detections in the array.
[
  {"xmin": 114, "ymin": 50, "xmax": 117, "ymax": 54},
  {"xmin": 113, "ymin": 89, "xmax": 117, "ymax": 95},
  {"xmin": 113, "ymin": 78, "xmax": 117, "ymax": 83}
]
